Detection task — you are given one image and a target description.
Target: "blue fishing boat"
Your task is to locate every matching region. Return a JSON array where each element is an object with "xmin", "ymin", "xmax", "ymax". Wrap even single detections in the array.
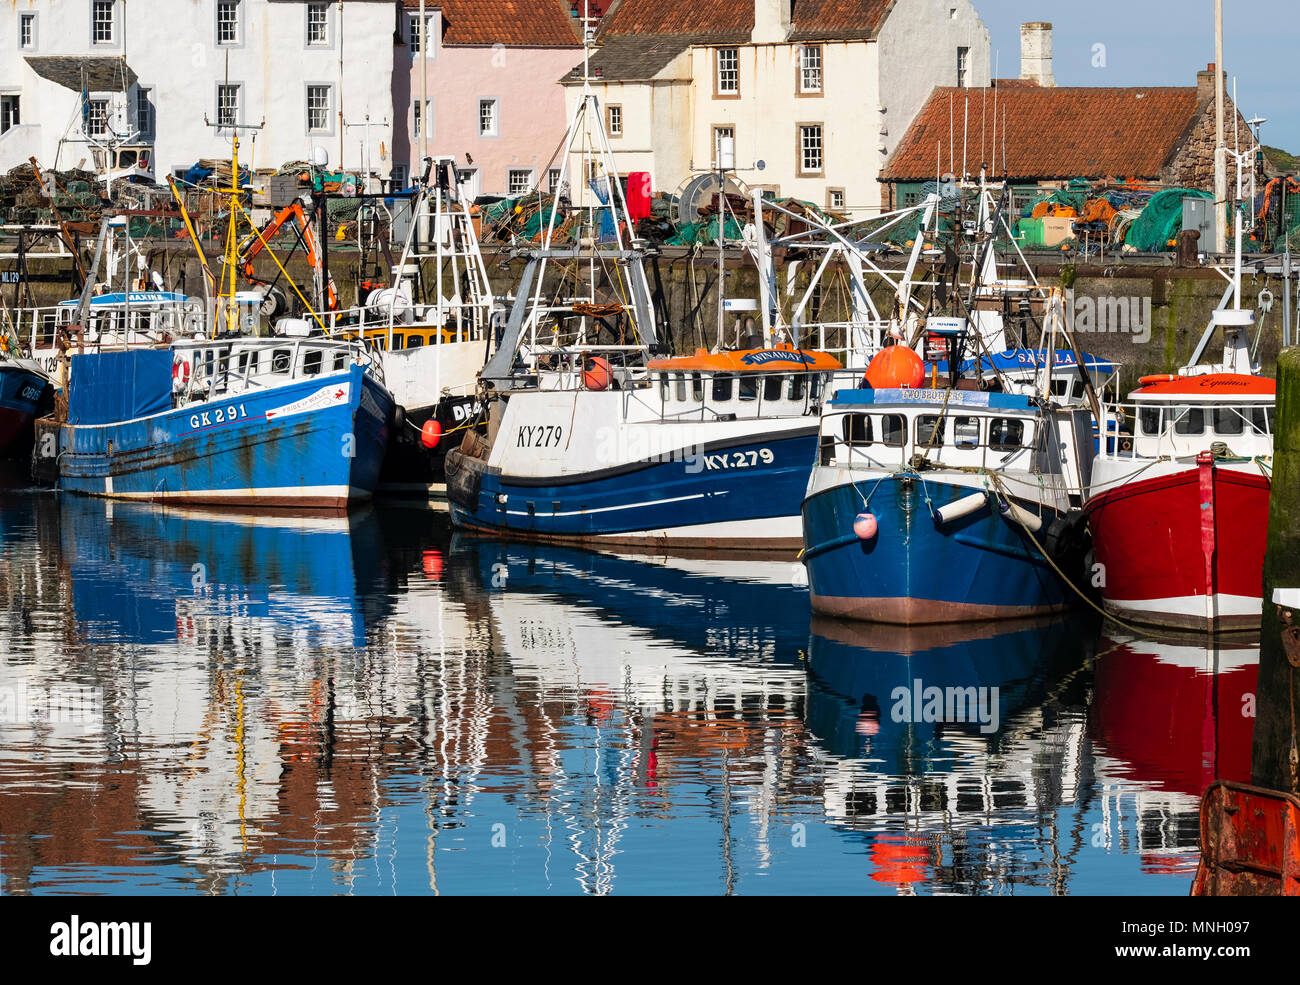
[
  {"xmin": 801, "ymin": 383, "xmax": 1090, "ymax": 624},
  {"xmin": 56, "ymin": 336, "xmax": 393, "ymax": 508},
  {"xmin": 0, "ymin": 355, "xmax": 53, "ymax": 458}
]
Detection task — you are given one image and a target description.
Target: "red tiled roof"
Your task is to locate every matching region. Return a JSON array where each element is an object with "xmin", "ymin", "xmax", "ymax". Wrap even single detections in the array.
[
  {"xmin": 882, "ymin": 85, "xmax": 1204, "ymax": 182},
  {"xmin": 600, "ymin": 0, "xmax": 892, "ymax": 41},
  {"xmin": 402, "ymin": 1, "xmax": 583, "ymax": 47},
  {"xmin": 601, "ymin": 0, "xmax": 753, "ymax": 38},
  {"xmin": 788, "ymin": 0, "xmax": 893, "ymax": 41}
]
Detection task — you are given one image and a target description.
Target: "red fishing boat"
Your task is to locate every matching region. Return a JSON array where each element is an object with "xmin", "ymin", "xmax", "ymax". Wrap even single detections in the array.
[{"xmin": 1087, "ymin": 299, "xmax": 1274, "ymax": 631}]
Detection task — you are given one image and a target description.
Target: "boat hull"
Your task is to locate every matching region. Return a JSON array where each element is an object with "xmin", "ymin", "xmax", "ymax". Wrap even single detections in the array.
[
  {"xmin": 0, "ymin": 363, "xmax": 52, "ymax": 458},
  {"xmin": 1085, "ymin": 461, "xmax": 1269, "ymax": 631},
  {"xmin": 57, "ymin": 365, "xmax": 393, "ymax": 509},
  {"xmin": 802, "ymin": 473, "xmax": 1073, "ymax": 625},
  {"xmin": 447, "ymin": 428, "xmax": 816, "ymax": 550}
]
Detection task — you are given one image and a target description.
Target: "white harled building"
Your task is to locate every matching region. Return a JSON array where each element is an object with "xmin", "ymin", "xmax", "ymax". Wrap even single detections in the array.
[{"xmin": 0, "ymin": 0, "xmax": 400, "ymax": 180}]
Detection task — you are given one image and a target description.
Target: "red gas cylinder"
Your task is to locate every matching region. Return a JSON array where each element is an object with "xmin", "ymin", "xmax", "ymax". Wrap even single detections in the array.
[
  {"xmin": 584, "ymin": 356, "xmax": 614, "ymax": 391},
  {"xmin": 864, "ymin": 344, "xmax": 925, "ymax": 390},
  {"xmin": 420, "ymin": 419, "xmax": 443, "ymax": 449}
]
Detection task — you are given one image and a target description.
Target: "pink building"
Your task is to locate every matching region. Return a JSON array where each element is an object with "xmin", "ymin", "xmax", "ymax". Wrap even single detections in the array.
[{"xmin": 397, "ymin": 0, "xmax": 597, "ymax": 198}]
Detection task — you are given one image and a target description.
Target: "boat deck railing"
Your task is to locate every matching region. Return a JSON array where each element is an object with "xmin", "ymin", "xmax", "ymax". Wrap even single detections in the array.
[
  {"xmin": 319, "ymin": 300, "xmax": 492, "ymax": 347},
  {"xmin": 172, "ymin": 336, "xmax": 381, "ymax": 406},
  {"xmin": 1095, "ymin": 399, "xmax": 1274, "ymax": 462},
  {"xmin": 818, "ymin": 402, "xmax": 1046, "ymax": 476}
]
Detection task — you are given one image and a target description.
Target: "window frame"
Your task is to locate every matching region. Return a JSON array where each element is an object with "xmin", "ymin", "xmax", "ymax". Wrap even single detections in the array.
[
  {"xmin": 606, "ymin": 103, "xmax": 622, "ymax": 138},
  {"xmin": 18, "ymin": 12, "xmax": 36, "ymax": 50},
  {"xmin": 797, "ymin": 123, "xmax": 824, "ymax": 177},
  {"xmin": 84, "ymin": 97, "xmax": 110, "ymax": 138},
  {"xmin": 134, "ymin": 85, "xmax": 155, "ymax": 139},
  {"xmin": 477, "ymin": 97, "xmax": 499, "ymax": 138},
  {"xmin": 215, "ymin": 82, "xmax": 242, "ymax": 130},
  {"xmin": 90, "ymin": 0, "xmax": 116, "ymax": 46},
  {"xmin": 957, "ymin": 45, "xmax": 971, "ymax": 88},
  {"xmin": 797, "ymin": 44, "xmax": 823, "ymax": 96},
  {"xmin": 507, "ymin": 168, "xmax": 533, "ymax": 196},
  {"xmin": 305, "ymin": 83, "xmax": 334, "ymax": 135},
  {"xmin": 215, "ymin": 0, "xmax": 243, "ymax": 47},
  {"xmin": 305, "ymin": 2, "xmax": 332, "ymax": 48},
  {"xmin": 714, "ymin": 47, "xmax": 740, "ymax": 98},
  {"xmin": 712, "ymin": 124, "xmax": 736, "ymax": 169},
  {"xmin": 827, "ymin": 187, "xmax": 846, "ymax": 211}
]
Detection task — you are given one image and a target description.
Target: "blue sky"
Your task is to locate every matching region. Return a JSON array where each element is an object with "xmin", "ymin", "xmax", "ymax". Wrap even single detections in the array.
[{"xmin": 974, "ymin": 0, "xmax": 1299, "ymax": 152}]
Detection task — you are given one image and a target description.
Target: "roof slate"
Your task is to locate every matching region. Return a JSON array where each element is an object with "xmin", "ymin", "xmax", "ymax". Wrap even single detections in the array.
[{"xmin": 25, "ymin": 56, "xmax": 138, "ymax": 93}]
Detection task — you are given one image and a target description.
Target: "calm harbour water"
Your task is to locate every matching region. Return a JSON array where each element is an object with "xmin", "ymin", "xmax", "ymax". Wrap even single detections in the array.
[{"xmin": 0, "ymin": 481, "xmax": 1258, "ymax": 895}]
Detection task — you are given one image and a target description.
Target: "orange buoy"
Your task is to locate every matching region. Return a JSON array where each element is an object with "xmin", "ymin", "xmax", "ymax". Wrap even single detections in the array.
[
  {"xmin": 864, "ymin": 345, "xmax": 925, "ymax": 390},
  {"xmin": 420, "ymin": 419, "xmax": 443, "ymax": 449},
  {"xmin": 583, "ymin": 356, "xmax": 613, "ymax": 391}
]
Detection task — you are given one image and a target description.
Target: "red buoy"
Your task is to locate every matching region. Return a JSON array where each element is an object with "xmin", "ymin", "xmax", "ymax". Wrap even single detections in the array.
[
  {"xmin": 583, "ymin": 356, "xmax": 613, "ymax": 391},
  {"xmin": 864, "ymin": 345, "xmax": 925, "ymax": 390},
  {"xmin": 420, "ymin": 419, "xmax": 443, "ymax": 449}
]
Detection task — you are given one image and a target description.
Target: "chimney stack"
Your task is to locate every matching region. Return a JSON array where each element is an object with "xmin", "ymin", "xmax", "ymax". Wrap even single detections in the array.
[
  {"xmin": 1197, "ymin": 63, "xmax": 1225, "ymax": 103},
  {"xmin": 1019, "ymin": 22, "xmax": 1054, "ymax": 87},
  {"xmin": 752, "ymin": 0, "xmax": 793, "ymax": 44}
]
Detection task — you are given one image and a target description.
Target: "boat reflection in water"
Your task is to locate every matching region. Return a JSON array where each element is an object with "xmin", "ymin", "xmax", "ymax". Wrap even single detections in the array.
[
  {"xmin": 0, "ymin": 494, "xmax": 1258, "ymax": 894},
  {"xmin": 805, "ymin": 615, "xmax": 1096, "ymax": 893},
  {"xmin": 1090, "ymin": 633, "xmax": 1258, "ymax": 877}
]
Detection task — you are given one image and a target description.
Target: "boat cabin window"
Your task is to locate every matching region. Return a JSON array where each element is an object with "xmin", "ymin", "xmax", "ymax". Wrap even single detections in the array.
[
  {"xmin": 303, "ymin": 349, "xmax": 323, "ymax": 376},
  {"xmin": 989, "ymin": 417, "xmax": 1025, "ymax": 451},
  {"xmin": 675, "ymin": 374, "xmax": 687, "ymax": 402},
  {"xmin": 880, "ymin": 414, "xmax": 906, "ymax": 447},
  {"xmin": 1173, "ymin": 406, "xmax": 1204, "ymax": 435},
  {"xmin": 712, "ymin": 374, "xmax": 733, "ymax": 402},
  {"xmin": 237, "ymin": 350, "xmax": 260, "ymax": 376},
  {"xmin": 407, "ymin": 335, "xmax": 423, "ymax": 349},
  {"xmin": 841, "ymin": 414, "xmax": 872, "ymax": 445},
  {"xmin": 392, "ymin": 333, "xmax": 405, "ymax": 349},
  {"xmin": 1214, "ymin": 406, "xmax": 1244, "ymax": 436},
  {"xmin": 916, "ymin": 415, "xmax": 945, "ymax": 447},
  {"xmin": 788, "ymin": 376, "xmax": 806, "ymax": 401},
  {"xmin": 1139, "ymin": 407, "xmax": 1161, "ymax": 436},
  {"xmin": 691, "ymin": 373, "xmax": 704, "ymax": 402},
  {"xmin": 764, "ymin": 375, "xmax": 784, "ymax": 402},
  {"xmin": 333, "ymin": 351, "xmax": 348, "ymax": 372},
  {"xmin": 272, "ymin": 349, "xmax": 292, "ymax": 374},
  {"xmin": 739, "ymin": 376, "xmax": 758, "ymax": 401},
  {"xmin": 953, "ymin": 416, "xmax": 980, "ymax": 448},
  {"xmin": 1250, "ymin": 407, "xmax": 1274, "ymax": 434}
]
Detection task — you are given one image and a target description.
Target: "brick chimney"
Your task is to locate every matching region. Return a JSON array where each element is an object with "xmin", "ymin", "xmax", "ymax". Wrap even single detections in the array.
[
  {"xmin": 753, "ymin": 0, "xmax": 792, "ymax": 44},
  {"xmin": 1019, "ymin": 22, "xmax": 1054, "ymax": 87},
  {"xmin": 1197, "ymin": 63, "xmax": 1224, "ymax": 103}
]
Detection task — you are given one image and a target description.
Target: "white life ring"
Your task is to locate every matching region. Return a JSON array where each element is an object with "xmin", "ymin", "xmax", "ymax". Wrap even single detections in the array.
[{"xmin": 172, "ymin": 355, "xmax": 191, "ymax": 387}]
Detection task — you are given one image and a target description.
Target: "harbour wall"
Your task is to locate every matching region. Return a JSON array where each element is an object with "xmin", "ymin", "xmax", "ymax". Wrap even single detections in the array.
[{"xmin": 5, "ymin": 243, "xmax": 1289, "ymax": 382}]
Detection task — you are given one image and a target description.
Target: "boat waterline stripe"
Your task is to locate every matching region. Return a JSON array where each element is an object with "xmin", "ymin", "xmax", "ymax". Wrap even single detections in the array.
[{"xmin": 505, "ymin": 493, "xmax": 706, "ymax": 518}]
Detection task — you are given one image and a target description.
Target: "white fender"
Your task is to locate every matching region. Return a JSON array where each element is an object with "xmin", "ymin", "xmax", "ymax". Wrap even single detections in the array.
[
  {"xmin": 934, "ymin": 491, "xmax": 987, "ymax": 525},
  {"xmin": 998, "ymin": 498, "xmax": 1043, "ymax": 533}
]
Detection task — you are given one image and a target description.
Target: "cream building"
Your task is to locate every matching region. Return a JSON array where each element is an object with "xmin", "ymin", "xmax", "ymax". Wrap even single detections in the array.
[{"xmin": 561, "ymin": 0, "xmax": 990, "ymax": 219}]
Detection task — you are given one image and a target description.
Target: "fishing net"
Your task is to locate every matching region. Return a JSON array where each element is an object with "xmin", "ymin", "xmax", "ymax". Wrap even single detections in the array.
[{"xmin": 1124, "ymin": 188, "xmax": 1212, "ymax": 251}]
